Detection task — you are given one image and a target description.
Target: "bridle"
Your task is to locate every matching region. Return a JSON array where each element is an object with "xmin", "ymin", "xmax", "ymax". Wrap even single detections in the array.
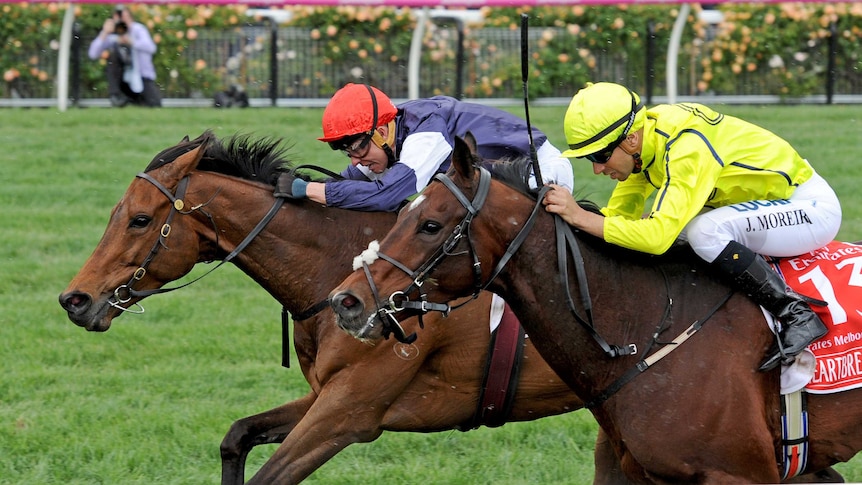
[
  {"xmin": 108, "ymin": 171, "xmax": 284, "ymax": 314},
  {"xmin": 354, "ymin": 168, "xmax": 491, "ymax": 343},
  {"xmin": 358, "ymin": 164, "xmax": 741, "ymax": 408},
  {"xmin": 357, "ymin": 165, "xmax": 639, "ymax": 361},
  {"xmin": 356, "ymin": 166, "xmax": 548, "ymax": 343}
]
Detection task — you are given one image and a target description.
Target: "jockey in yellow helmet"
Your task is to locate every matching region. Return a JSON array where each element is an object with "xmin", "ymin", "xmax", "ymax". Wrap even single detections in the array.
[{"xmin": 544, "ymin": 81, "xmax": 842, "ymax": 371}]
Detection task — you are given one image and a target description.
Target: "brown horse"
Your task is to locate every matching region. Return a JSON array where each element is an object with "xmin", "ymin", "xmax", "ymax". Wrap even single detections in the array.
[
  {"xmin": 57, "ymin": 132, "xmax": 586, "ymax": 484},
  {"xmin": 330, "ymin": 135, "xmax": 862, "ymax": 483},
  {"xmin": 57, "ymin": 132, "xmax": 841, "ymax": 484}
]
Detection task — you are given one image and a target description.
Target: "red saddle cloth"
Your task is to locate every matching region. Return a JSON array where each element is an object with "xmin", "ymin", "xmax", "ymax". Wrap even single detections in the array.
[{"xmin": 773, "ymin": 241, "xmax": 862, "ymax": 393}]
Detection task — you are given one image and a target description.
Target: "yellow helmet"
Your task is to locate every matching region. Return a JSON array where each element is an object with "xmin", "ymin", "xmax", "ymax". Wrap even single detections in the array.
[{"xmin": 561, "ymin": 82, "xmax": 644, "ymax": 161}]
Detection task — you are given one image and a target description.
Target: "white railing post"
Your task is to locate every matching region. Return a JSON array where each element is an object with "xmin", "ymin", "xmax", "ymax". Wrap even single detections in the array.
[
  {"xmin": 57, "ymin": 5, "xmax": 76, "ymax": 111},
  {"xmin": 408, "ymin": 7, "xmax": 430, "ymax": 100},
  {"xmin": 666, "ymin": 3, "xmax": 690, "ymax": 104}
]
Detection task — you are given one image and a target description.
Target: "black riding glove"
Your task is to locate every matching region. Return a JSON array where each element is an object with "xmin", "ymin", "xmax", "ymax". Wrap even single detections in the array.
[{"xmin": 274, "ymin": 173, "xmax": 309, "ymax": 199}]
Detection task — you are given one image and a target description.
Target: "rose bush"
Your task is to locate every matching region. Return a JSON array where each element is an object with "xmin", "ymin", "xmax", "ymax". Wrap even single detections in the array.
[{"xmin": 1, "ymin": 3, "xmax": 859, "ymax": 100}]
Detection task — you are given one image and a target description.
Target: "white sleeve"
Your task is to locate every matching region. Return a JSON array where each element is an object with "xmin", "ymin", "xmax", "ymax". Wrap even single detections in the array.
[
  {"xmin": 353, "ymin": 163, "xmax": 378, "ymax": 181},
  {"xmin": 397, "ymin": 132, "xmax": 454, "ymax": 193},
  {"xmin": 536, "ymin": 142, "xmax": 575, "ymax": 193}
]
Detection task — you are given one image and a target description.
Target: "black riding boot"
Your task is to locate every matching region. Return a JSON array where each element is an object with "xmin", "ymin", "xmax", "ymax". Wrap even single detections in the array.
[{"xmin": 712, "ymin": 241, "xmax": 828, "ymax": 372}]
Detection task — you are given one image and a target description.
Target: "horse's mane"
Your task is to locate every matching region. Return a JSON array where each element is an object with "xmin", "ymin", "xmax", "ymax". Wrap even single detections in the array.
[
  {"xmin": 484, "ymin": 156, "xmax": 603, "ymax": 215},
  {"xmin": 483, "ymin": 156, "xmax": 536, "ymax": 197},
  {"xmin": 144, "ymin": 130, "xmax": 300, "ymax": 186},
  {"xmin": 484, "ymin": 156, "xmax": 700, "ymax": 266}
]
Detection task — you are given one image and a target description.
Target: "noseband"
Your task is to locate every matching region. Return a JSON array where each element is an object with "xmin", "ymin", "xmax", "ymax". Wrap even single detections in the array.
[{"xmin": 108, "ymin": 171, "xmax": 284, "ymax": 314}]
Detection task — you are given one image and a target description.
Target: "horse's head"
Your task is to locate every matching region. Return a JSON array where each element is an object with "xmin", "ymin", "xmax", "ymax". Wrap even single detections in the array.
[
  {"xmin": 59, "ymin": 133, "xmax": 216, "ymax": 331},
  {"xmin": 330, "ymin": 133, "xmax": 535, "ymax": 341}
]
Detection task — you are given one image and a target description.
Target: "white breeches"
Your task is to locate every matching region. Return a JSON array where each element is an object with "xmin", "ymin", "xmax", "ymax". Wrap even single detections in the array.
[{"xmin": 686, "ymin": 172, "xmax": 842, "ymax": 262}]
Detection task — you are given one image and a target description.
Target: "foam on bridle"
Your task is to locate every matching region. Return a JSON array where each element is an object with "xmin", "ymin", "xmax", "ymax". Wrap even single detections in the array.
[{"xmin": 352, "ymin": 240, "xmax": 380, "ymax": 271}]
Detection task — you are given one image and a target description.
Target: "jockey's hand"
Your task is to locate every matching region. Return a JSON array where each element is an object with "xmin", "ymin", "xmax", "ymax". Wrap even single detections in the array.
[
  {"xmin": 542, "ymin": 184, "xmax": 579, "ymax": 226},
  {"xmin": 274, "ymin": 173, "xmax": 308, "ymax": 199}
]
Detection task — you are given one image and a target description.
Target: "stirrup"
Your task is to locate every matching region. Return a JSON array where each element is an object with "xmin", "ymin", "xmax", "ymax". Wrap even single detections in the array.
[
  {"xmin": 793, "ymin": 291, "xmax": 827, "ymax": 307},
  {"xmin": 759, "ymin": 339, "xmax": 790, "ymax": 372}
]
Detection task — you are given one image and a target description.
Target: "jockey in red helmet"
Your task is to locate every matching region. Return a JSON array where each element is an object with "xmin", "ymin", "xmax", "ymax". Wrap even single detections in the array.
[
  {"xmin": 275, "ymin": 83, "xmax": 574, "ymax": 212},
  {"xmin": 318, "ymin": 83, "xmax": 399, "ymax": 170}
]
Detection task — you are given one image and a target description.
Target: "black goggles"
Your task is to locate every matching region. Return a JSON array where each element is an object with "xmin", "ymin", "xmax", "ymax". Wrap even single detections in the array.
[
  {"xmin": 571, "ymin": 90, "xmax": 642, "ymax": 164},
  {"xmin": 329, "ymin": 133, "xmax": 372, "ymax": 158}
]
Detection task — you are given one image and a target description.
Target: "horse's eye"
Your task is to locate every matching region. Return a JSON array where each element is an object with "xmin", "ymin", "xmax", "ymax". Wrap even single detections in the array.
[
  {"xmin": 420, "ymin": 220, "xmax": 443, "ymax": 234},
  {"xmin": 129, "ymin": 215, "xmax": 152, "ymax": 229}
]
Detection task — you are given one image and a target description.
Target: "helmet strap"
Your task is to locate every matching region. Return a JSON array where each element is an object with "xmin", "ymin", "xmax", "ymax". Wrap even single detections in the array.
[
  {"xmin": 363, "ymin": 84, "xmax": 397, "ymax": 166},
  {"xmin": 618, "ymin": 136, "xmax": 643, "ymax": 174},
  {"xmin": 371, "ymin": 120, "xmax": 397, "ymax": 166},
  {"xmin": 631, "ymin": 152, "xmax": 643, "ymax": 173}
]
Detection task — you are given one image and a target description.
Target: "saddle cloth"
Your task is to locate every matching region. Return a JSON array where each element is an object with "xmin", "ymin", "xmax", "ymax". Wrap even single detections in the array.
[
  {"xmin": 773, "ymin": 241, "xmax": 862, "ymax": 394},
  {"xmin": 488, "ymin": 243, "xmax": 862, "ymax": 395}
]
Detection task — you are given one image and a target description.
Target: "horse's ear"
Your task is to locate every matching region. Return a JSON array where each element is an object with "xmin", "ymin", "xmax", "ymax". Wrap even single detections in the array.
[
  {"xmin": 451, "ymin": 136, "xmax": 477, "ymax": 182},
  {"xmin": 181, "ymin": 135, "xmax": 190, "ymax": 143},
  {"xmin": 462, "ymin": 131, "xmax": 479, "ymax": 154},
  {"xmin": 162, "ymin": 139, "xmax": 209, "ymax": 183}
]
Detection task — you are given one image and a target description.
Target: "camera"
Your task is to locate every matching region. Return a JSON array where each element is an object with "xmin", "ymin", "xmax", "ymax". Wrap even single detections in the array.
[{"xmin": 114, "ymin": 21, "xmax": 128, "ymax": 35}]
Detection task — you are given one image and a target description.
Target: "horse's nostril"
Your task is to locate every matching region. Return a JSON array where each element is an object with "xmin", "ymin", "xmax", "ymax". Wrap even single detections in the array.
[
  {"xmin": 59, "ymin": 291, "xmax": 91, "ymax": 313},
  {"xmin": 339, "ymin": 293, "xmax": 358, "ymax": 309}
]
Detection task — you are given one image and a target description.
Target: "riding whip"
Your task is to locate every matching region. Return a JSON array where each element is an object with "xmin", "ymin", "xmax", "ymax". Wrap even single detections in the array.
[{"xmin": 520, "ymin": 13, "xmax": 544, "ymax": 188}]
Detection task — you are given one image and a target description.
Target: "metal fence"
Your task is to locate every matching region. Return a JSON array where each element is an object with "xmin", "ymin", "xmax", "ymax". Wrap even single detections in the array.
[{"xmin": 6, "ymin": 22, "xmax": 861, "ymax": 106}]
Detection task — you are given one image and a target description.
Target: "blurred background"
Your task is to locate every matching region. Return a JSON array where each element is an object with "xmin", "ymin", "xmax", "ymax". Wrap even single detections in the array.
[{"xmin": 2, "ymin": 3, "xmax": 861, "ymax": 108}]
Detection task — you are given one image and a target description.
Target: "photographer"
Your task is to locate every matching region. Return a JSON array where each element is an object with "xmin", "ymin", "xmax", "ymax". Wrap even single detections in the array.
[{"xmin": 88, "ymin": 5, "xmax": 161, "ymax": 107}]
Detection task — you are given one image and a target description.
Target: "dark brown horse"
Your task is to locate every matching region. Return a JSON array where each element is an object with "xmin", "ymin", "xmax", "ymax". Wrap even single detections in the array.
[
  {"xmin": 330, "ymin": 135, "xmax": 862, "ymax": 483},
  {"xmin": 57, "ymin": 132, "xmax": 585, "ymax": 484}
]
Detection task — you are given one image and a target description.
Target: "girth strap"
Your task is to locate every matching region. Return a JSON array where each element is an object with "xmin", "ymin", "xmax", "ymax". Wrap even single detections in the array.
[{"xmin": 781, "ymin": 390, "xmax": 810, "ymax": 480}]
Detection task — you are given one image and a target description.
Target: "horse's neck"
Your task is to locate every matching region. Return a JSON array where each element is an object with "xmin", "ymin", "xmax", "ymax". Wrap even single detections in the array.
[
  {"xmin": 489, "ymin": 213, "xmax": 660, "ymax": 394},
  {"xmin": 199, "ymin": 177, "xmax": 396, "ymax": 315},
  {"xmin": 494, "ymin": 210, "xmax": 741, "ymax": 397}
]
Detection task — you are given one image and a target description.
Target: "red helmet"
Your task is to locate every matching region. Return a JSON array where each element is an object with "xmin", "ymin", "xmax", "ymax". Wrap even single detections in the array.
[{"xmin": 318, "ymin": 83, "xmax": 398, "ymax": 143}]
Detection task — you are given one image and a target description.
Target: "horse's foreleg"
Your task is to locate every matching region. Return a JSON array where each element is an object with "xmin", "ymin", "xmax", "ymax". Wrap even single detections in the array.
[
  {"xmin": 220, "ymin": 393, "xmax": 316, "ymax": 485},
  {"xmin": 245, "ymin": 384, "xmax": 391, "ymax": 485},
  {"xmin": 593, "ymin": 427, "xmax": 639, "ymax": 485}
]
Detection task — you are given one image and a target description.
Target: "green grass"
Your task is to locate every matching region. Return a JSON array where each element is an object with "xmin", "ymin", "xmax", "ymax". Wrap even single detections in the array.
[{"xmin": 2, "ymin": 104, "xmax": 861, "ymax": 484}]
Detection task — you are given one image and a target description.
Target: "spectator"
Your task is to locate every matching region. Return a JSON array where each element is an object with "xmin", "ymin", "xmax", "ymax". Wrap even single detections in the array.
[
  {"xmin": 88, "ymin": 4, "xmax": 161, "ymax": 107},
  {"xmin": 275, "ymin": 83, "xmax": 574, "ymax": 211}
]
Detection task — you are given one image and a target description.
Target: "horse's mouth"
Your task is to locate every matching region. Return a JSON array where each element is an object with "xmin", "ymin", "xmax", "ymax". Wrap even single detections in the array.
[
  {"xmin": 334, "ymin": 312, "xmax": 385, "ymax": 341},
  {"xmin": 68, "ymin": 310, "xmax": 115, "ymax": 332},
  {"xmin": 59, "ymin": 291, "xmax": 119, "ymax": 332}
]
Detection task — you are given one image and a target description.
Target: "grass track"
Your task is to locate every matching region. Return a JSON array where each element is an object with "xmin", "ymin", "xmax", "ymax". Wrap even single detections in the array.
[{"xmin": 2, "ymin": 104, "xmax": 861, "ymax": 484}]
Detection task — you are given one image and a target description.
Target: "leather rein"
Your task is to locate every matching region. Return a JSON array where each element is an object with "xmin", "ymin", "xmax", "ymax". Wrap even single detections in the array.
[
  {"xmin": 358, "ymin": 166, "xmax": 638, "ymax": 359},
  {"xmin": 362, "ymin": 166, "xmax": 740, "ymax": 407},
  {"xmin": 108, "ymin": 163, "xmax": 347, "ymax": 321},
  {"xmin": 107, "ymin": 171, "xmax": 285, "ymax": 314}
]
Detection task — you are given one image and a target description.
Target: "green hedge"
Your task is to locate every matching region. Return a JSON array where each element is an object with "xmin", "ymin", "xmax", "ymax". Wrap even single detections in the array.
[{"xmin": 1, "ymin": 3, "xmax": 860, "ymax": 99}]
